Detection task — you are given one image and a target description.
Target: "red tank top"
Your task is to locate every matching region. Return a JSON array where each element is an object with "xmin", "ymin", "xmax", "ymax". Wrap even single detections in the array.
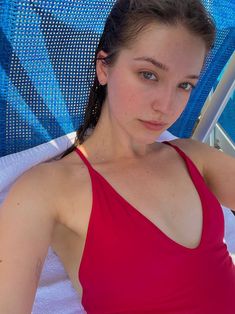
[{"xmin": 75, "ymin": 142, "xmax": 235, "ymax": 314}]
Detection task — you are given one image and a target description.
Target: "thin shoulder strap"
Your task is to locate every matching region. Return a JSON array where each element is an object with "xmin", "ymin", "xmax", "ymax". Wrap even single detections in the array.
[
  {"xmin": 75, "ymin": 147, "xmax": 94, "ymax": 171},
  {"xmin": 162, "ymin": 141, "xmax": 203, "ymax": 179},
  {"xmin": 163, "ymin": 141, "xmax": 188, "ymax": 160}
]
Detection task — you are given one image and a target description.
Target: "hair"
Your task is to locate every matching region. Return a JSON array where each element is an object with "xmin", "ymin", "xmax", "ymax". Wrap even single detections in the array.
[{"xmin": 64, "ymin": 0, "xmax": 216, "ymax": 155}]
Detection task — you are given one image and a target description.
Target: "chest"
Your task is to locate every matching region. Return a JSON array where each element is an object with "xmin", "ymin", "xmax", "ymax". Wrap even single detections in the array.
[
  {"xmin": 61, "ymin": 155, "xmax": 205, "ymax": 253},
  {"xmin": 78, "ymin": 158, "xmax": 204, "ymax": 249},
  {"xmin": 54, "ymin": 154, "xmax": 205, "ymax": 295}
]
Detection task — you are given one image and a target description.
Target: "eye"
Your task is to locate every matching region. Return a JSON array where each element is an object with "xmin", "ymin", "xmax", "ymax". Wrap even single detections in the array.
[
  {"xmin": 140, "ymin": 71, "xmax": 158, "ymax": 81},
  {"xmin": 179, "ymin": 82, "xmax": 195, "ymax": 92}
]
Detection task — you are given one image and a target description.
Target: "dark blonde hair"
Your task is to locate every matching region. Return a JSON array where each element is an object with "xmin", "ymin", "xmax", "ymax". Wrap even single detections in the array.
[{"xmin": 66, "ymin": 0, "xmax": 215, "ymax": 153}]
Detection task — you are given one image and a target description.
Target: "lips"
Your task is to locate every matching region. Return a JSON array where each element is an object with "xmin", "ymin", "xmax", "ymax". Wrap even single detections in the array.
[{"xmin": 139, "ymin": 119, "xmax": 167, "ymax": 131}]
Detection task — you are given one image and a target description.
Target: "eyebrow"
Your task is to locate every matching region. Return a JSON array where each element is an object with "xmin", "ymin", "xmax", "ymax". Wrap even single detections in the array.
[{"xmin": 133, "ymin": 56, "xmax": 200, "ymax": 80}]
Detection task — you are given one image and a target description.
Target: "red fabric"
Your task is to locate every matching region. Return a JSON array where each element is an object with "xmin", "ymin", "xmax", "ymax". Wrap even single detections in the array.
[{"xmin": 76, "ymin": 142, "xmax": 235, "ymax": 314}]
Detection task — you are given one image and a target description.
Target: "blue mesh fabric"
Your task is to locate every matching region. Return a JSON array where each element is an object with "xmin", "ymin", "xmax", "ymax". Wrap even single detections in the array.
[
  {"xmin": 0, "ymin": 0, "xmax": 114, "ymax": 156},
  {"xmin": 0, "ymin": 0, "xmax": 235, "ymax": 156}
]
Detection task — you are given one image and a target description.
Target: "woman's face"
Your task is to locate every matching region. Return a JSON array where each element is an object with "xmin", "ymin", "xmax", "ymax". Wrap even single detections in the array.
[{"xmin": 97, "ymin": 23, "xmax": 206, "ymax": 144}]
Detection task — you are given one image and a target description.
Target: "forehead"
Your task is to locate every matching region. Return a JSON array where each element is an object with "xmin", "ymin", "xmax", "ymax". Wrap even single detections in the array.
[{"xmin": 120, "ymin": 23, "xmax": 207, "ymax": 74}]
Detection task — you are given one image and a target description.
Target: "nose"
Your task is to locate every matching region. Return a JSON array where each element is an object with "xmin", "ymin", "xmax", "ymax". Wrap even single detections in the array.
[{"xmin": 151, "ymin": 85, "xmax": 175, "ymax": 115}]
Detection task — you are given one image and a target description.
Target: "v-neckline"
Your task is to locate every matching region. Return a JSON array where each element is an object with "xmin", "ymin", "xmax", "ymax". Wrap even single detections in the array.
[{"xmin": 75, "ymin": 146, "xmax": 205, "ymax": 252}]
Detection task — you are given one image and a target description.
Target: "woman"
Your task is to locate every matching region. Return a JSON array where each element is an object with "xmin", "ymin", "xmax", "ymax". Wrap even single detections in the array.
[{"xmin": 1, "ymin": 0, "xmax": 235, "ymax": 313}]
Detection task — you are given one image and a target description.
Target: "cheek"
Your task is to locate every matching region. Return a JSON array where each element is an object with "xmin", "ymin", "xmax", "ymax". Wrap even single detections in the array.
[{"xmin": 107, "ymin": 76, "xmax": 140, "ymax": 116}]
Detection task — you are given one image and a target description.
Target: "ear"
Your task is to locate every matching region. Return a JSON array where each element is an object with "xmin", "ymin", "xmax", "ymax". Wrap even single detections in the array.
[{"xmin": 96, "ymin": 50, "xmax": 109, "ymax": 86}]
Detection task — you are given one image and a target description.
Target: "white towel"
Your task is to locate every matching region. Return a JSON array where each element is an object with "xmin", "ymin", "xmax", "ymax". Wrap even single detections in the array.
[
  {"xmin": 33, "ymin": 247, "xmax": 85, "ymax": 314},
  {"xmin": 0, "ymin": 131, "xmax": 234, "ymax": 313}
]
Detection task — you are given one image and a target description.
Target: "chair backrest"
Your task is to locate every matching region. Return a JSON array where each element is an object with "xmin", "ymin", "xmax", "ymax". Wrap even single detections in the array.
[{"xmin": 1, "ymin": 0, "xmax": 235, "ymax": 157}]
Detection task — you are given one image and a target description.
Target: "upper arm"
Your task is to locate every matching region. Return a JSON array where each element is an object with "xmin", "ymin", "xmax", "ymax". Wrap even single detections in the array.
[
  {"xmin": 173, "ymin": 139, "xmax": 235, "ymax": 211},
  {"xmin": 0, "ymin": 165, "xmax": 57, "ymax": 313},
  {"xmin": 201, "ymin": 143, "xmax": 235, "ymax": 211}
]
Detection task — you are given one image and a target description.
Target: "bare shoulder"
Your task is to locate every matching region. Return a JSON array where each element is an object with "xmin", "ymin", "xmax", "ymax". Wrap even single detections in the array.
[
  {"xmin": 168, "ymin": 138, "xmax": 235, "ymax": 210},
  {"xmin": 3, "ymin": 162, "xmax": 55, "ymax": 212},
  {"xmin": 170, "ymin": 137, "xmax": 209, "ymax": 153},
  {"xmin": 2, "ymin": 149, "xmax": 87, "ymax": 218},
  {"xmin": 169, "ymin": 137, "xmax": 234, "ymax": 171},
  {"xmin": 5, "ymin": 161, "xmax": 61, "ymax": 213},
  {"xmin": 165, "ymin": 138, "xmax": 206, "ymax": 173}
]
